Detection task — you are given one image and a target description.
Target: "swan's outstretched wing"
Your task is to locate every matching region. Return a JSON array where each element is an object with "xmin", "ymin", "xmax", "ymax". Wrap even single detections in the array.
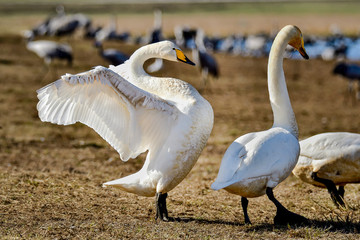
[{"xmin": 37, "ymin": 66, "xmax": 178, "ymax": 161}]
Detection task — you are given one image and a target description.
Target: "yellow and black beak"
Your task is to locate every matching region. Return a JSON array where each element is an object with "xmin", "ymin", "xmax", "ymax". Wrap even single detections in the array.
[
  {"xmin": 298, "ymin": 37, "xmax": 309, "ymax": 60},
  {"xmin": 174, "ymin": 48, "xmax": 196, "ymax": 66}
]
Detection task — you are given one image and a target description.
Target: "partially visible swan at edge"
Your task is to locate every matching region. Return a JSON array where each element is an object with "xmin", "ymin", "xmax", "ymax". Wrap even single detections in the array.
[
  {"xmin": 37, "ymin": 40, "xmax": 214, "ymax": 221},
  {"xmin": 292, "ymin": 132, "xmax": 360, "ymax": 207},
  {"xmin": 211, "ymin": 25, "xmax": 309, "ymax": 225}
]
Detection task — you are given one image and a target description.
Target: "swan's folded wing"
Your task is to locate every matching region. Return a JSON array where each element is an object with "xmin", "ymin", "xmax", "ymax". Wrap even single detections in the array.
[
  {"xmin": 211, "ymin": 132, "xmax": 257, "ymax": 190},
  {"xmin": 212, "ymin": 130, "xmax": 299, "ymax": 190},
  {"xmin": 300, "ymin": 133, "xmax": 360, "ymax": 161},
  {"xmin": 37, "ymin": 66, "xmax": 178, "ymax": 161}
]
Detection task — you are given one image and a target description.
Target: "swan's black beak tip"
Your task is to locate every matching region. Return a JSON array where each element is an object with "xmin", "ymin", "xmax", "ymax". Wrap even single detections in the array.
[
  {"xmin": 186, "ymin": 58, "xmax": 196, "ymax": 66},
  {"xmin": 178, "ymin": 56, "xmax": 195, "ymax": 66},
  {"xmin": 299, "ymin": 47, "xmax": 309, "ymax": 60}
]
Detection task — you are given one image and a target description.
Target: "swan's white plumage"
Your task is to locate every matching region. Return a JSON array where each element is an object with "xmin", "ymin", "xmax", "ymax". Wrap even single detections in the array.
[
  {"xmin": 37, "ymin": 66, "xmax": 176, "ymax": 162},
  {"xmin": 293, "ymin": 132, "xmax": 360, "ymax": 187},
  {"xmin": 212, "ymin": 128, "xmax": 299, "ymax": 196},
  {"xmin": 211, "ymin": 25, "xmax": 306, "ymax": 198},
  {"xmin": 37, "ymin": 41, "xmax": 214, "ymax": 197}
]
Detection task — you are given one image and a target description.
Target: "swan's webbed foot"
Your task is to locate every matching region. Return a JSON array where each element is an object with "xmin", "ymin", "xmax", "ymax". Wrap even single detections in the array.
[
  {"xmin": 155, "ymin": 192, "xmax": 170, "ymax": 221},
  {"xmin": 266, "ymin": 187, "xmax": 308, "ymax": 226},
  {"xmin": 241, "ymin": 197, "xmax": 252, "ymax": 225},
  {"xmin": 311, "ymin": 172, "xmax": 346, "ymax": 208}
]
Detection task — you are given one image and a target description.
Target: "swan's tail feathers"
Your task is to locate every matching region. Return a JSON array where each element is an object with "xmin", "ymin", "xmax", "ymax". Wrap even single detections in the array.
[
  {"xmin": 211, "ymin": 181, "xmax": 228, "ymax": 191},
  {"xmin": 102, "ymin": 177, "xmax": 139, "ymax": 194},
  {"xmin": 103, "ymin": 178, "xmax": 126, "ymax": 188},
  {"xmin": 102, "ymin": 173, "xmax": 155, "ymax": 197}
]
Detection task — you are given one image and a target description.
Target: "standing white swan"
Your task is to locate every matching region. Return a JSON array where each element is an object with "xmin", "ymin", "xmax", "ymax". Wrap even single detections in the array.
[
  {"xmin": 292, "ymin": 132, "xmax": 360, "ymax": 207},
  {"xmin": 37, "ymin": 40, "xmax": 214, "ymax": 221},
  {"xmin": 211, "ymin": 25, "xmax": 309, "ymax": 225}
]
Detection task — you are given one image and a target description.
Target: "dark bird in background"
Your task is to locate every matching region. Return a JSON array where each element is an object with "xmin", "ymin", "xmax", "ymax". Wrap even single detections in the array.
[
  {"xmin": 174, "ymin": 26, "xmax": 197, "ymax": 49},
  {"xmin": 192, "ymin": 29, "xmax": 219, "ymax": 87},
  {"xmin": 24, "ymin": 30, "xmax": 73, "ymax": 66},
  {"xmin": 95, "ymin": 41, "xmax": 129, "ymax": 66},
  {"xmin": 31, "ymin": 5, "xmax": 91, "ymax": 37},
  {"xmin": 333, "ymin": 62, "xmax": 360, "ymax": 101},
  {"xmin": 95, "ymin": 16, "xmax": 130, "ymax": 43}
]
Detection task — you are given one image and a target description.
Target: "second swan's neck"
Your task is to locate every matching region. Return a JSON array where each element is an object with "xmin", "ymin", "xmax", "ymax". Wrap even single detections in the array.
[{"xmin": 268, "ymin": 28, "xmax": 298, "ymax": 138}]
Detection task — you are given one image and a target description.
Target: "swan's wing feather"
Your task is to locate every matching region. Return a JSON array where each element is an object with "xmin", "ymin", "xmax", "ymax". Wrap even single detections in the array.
[
  {"xmin": 211, "ymin": 132, "xmax": 257, "ymax": 189},
  {"xmin": 37, "ymin": 66, "xmax": 178, "ymax": 161},
  {"xmin": 300, "ymin": 132, "xmax": 360, "ymax": 161}
]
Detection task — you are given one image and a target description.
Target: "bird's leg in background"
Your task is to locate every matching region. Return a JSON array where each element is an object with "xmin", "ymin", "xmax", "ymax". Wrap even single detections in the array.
[
  {"xmin": 311, "ymin": 172, "xmax": 345, "ymax": 208},
  {"xmin": 241, "ymin": 197, "xmax": 251, "ymax": 224},
  {"xmin": 201, "ymin": 68, "xmax": 208, "ymax": 89},
  {"xmin": 52, "ymin": 64, "xmax": 59, "ymax": 81},
  {"xmin": 355, "ymin": 80, "xmax": 360, "ymax": 102},
  {"xmin": 155, "ymin": 192, "xmax": 169, "ymax": 221},
  {"xmin": 266, "ymin": 187, "xmax": 308, "ymax": 225},
  {"xmin": 39, "ymin": 63, "xmax": 51, "ymax": 83},
  {"xmin": 338, "ymin": 186, "xmax": 345, "ymax": 200}
]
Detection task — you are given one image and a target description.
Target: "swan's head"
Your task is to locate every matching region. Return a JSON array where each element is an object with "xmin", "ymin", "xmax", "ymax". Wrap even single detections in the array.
[
  {"xmin": 155, "ymin": 40, "xmax": 195, "ymax": 66},
  {"xmin": 287, "ymin": 25, "xmax": 309, "ymax": 60}
]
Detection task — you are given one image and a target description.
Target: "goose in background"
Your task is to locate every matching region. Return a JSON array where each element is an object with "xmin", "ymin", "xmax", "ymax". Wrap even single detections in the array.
[
  {"xmin": 94, "ymin": 41, "xmax": 129, "ymax": 66},
  {"xmin": 192, "ymin": 29, "xmax": 219, "ymax": 87},
  {"xmin": 211, "ymin": 25, "xmax": 309, "ymax": 225},
  {"xmin": 36, "ymin": 40, "xmax": 214, "ymax": 221},
  {"xmin": 292, "ymin": 132, "xmax": 360, "ymax": 208},
  {"xmin": 24, "ymin": 30, "xmax": 73, "ymax": 66}
]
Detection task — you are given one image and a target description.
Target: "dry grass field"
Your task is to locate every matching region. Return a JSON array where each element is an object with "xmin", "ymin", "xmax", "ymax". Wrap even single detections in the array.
[{"xmin": 1, "ymin": 2, "xmax": 360, "ymax": 239}]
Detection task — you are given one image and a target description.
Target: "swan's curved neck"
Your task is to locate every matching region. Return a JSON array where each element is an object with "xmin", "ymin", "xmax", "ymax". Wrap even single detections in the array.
[
  {"xmin": 129, "ymin": 46, "xmax": 158, "ymax": 79},
  {"xmin": 268, "ymin": 29, "xmax": 298, "ymax": 138}
]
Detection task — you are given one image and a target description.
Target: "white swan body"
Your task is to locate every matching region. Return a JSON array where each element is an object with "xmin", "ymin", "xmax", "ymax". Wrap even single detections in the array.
[
  {"xmin": 211, "ymin": 25, "xmax": 309, "ymax": 225},
  {"xmin": 37, "ymin": 41, "xmax": 214, "ymax": 198},
  {"xmin": 212, "ymin": 25, "xmax": 308, "ymax": 198},
  {"xmin": 212, "ymin": 127, "xmax": 299, "ymax": 197},
  {"xmin": 293, "ymin": 132, "xmax": 360, "ymax": 187}
]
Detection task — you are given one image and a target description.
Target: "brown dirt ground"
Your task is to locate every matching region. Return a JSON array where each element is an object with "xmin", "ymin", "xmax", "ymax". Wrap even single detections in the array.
[{"xmin": 1, "ymin": 14, "xmax": 360, "ymax": 239}]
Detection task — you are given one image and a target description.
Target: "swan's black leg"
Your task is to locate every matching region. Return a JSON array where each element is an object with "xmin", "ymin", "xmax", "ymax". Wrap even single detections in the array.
[
  {"xmin": 311, "ymin": 172, "xmax": 345, "ymax": 207},
  {"xmin": 241, "ymin": 197, "xmax": 251, "ymax": 225},
  {"xmin": 266, "ymin": 187, "xmax": 308, "ymax": 225},
  {"xmin": 338, "ymin": 186, "xmax": 345, "ymax": 199},
  {"xmin": 155, "ymin": 192, "xmax": 169, "ymax": 221}
]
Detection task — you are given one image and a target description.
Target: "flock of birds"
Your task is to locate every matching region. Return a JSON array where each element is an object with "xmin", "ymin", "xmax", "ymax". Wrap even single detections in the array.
[
  {"xmin": 25, "ymin": 8, "xmax": 360, "ymax": 99},
  {"xmin": 24, "ymin": 8, "xmax": 219, "ymax": 86},
  {"xmin": 25, "ymin": 8, "xmax": 360, "ymax": 225}
]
